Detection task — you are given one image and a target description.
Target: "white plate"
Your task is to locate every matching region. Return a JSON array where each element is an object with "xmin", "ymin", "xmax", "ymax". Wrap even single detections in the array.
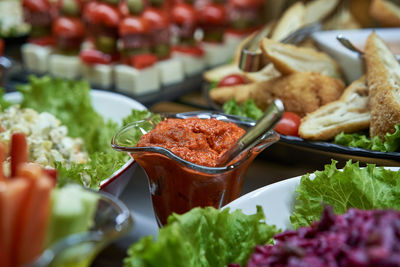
[
  {"xmin": 225, "ymin": 166, "xmax": 400, "ymax": 231},
  {"xmin": 5, "ymin": 90, "xmax": 147, "ymax": 195},
  {"xmin": 312, "ymin": 28, "xmax": 400, "ymax": 83}
]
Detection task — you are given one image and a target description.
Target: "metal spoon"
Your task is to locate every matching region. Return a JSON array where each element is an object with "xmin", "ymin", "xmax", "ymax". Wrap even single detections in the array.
[
  {"xmin": 336, "ymin": 34, "xmax": 364, "ymax": 55},
  {"xmin": 216, "ymin": 99, "xmax": 284, "ymax": 167}
]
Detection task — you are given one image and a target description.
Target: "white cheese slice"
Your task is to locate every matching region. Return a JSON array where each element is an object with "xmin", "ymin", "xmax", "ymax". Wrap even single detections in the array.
[
  {"xmin": 172, "ymin": 52, "xmax": 206, "ymax": 76},
  {"xmin": 115, "ymin": 64, "xmax": 160, "ymax": 95},
  {"xmin": 82, "ymin": 63, "xmax": 114, "ymax": 89},
  {"xmin": 155, "ymin": 57, "xmax": 184, "ymax": 86},
  {"xmin": 202, "ymin": 42, "xmax": 233, "ymax": 67},
  {"xmin": 21, "ymin": 43, "xmax": 52, "ymax": 73},
  {"xmin": 48, "ymin": 54, "xmax": 82, "ymax": 79}
]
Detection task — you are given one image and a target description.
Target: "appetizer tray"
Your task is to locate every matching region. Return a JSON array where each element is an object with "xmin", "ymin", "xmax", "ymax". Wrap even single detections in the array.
[{"xmin": 3, "ymin": 68, "xmax": 204, "ymax": 107}]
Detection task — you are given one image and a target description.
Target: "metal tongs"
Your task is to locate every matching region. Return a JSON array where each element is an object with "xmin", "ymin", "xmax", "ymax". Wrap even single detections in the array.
[{"xmin": 239, "ymin": 0, "xmax": 345, "ymax": 72}]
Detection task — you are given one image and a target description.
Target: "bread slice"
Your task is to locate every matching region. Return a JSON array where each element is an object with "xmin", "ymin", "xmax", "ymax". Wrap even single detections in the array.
[
  {"xmin": 260, "ymin": 38, "xmax": 343, "ymax": 79},
  {"xmin": 210, "ymin": 72, "xmax": 344, "ymax": 117},
  {"xmin": 244, "ymin": 63, "xmax": 281, "ymax": 83},
  {"xmin": 370, "ymin": 0, "xmax": 400, "ymax": 27},
  {"xmin": 270, "ymin": 2, "xmax": 306, "ymax": 41},
  {"xmin": 365, "ymin": 32, "xmax": 400, "ymax": 139},
  {"xmin": 304, "ymin": 0, "xmax": 340, "ymax": 24},
  {"xmin": 203, "ymin": 64, "xmax": 241, "ymax": 83},
  {"xmin": 299, "ymin": 76, "xmax": 370, "ymax": 141}
]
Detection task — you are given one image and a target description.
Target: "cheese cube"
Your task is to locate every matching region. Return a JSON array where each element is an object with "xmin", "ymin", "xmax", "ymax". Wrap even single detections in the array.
[
  {"xmin": 172, "ymin": 52, "xmax": 206, "ymax": 76},
  {"xmin": 48, "ymin": 54, "xmax": 82, "ymax": 79},
  {"xmin": 115, "ymin": 64, "xmax": 160, "ymax": 95},
  {"xmin": 21, "ymin": 43, "xmax": 52, "ymax": 73},
  {"xmin": 155, "ymin": 58, "xmax": 184, "ymax": 86},
  {"xmin": 82, "ymin": 63, "xmax": 114, "ymax": 89},
  {"xmin": 202, "ymin": 42, "xmax": 233, "ymax": 67}
]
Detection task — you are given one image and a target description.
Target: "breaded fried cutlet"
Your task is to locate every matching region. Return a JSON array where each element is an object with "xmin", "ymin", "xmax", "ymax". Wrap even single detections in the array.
[
  {"xmin": 210, "ymin": 72, "xmax": 345, "ymax": 117},
  {"xmin": 365, "ymin": 32, "xmax": 400, "ymax": 139}
]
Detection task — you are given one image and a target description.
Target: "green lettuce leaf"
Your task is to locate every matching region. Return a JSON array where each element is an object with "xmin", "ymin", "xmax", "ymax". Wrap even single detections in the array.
[
  {"xmin": 124, "ymin": 206, "xmax": 278, "ymax": 267},
  {"xmin": 16, "ymin": 76, "xmax": 151, "ymax": 189},
  {"xmin": 222, "ymin": 99, "xmax": 263, "ymax": 120},
  {"xmin": 0, "ymin": 87, "xmax": 12, "ymax": 110},
  {"xmin": 334, "ymin": 125, "xmax": 400, "ymax": 152},
  {"xmin": 290, "ymin": 160, "xmax": 400, "ymax": 228}
]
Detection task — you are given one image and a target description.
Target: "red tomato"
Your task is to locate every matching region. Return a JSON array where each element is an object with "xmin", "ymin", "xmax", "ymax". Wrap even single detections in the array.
[
  {"xmin": 22, "ymin": 0, "xmax": 52, "ymax": 12},
  {"xmin": 229, "ymin": 0, "xmax": 264, "ymax": 8},
  {"xmin": 274, "ymin": 112, "xmax": 301, "ymax": 137},
  {"xmin": 217, "ymin": 74, "xmax": 247, "ymax": 87},
  {"xmin": 53, "ymin": 17, "xmax": 85, "ymax": 37},
  {"xmin": 130, "ymin": 53, "xmax": 157, "ymax": 69},
  {"xmin": 83, "ymin": 2, "xmax": 121, "ymax": 27},
  {"xmin": 198, "ymin": 3, "xmax": 226, "ymax": 26},
  {"xmin": 119, "ymin": 16, "xmax": 150, "ymax": 36},
  {"xmin": 0, "ymin": 39, "xmax": 4, "ymax": 57},
  {"xmin": 28, "ymin": 36, "xmax": 56, "ymax": 46},
  {"xmin": 172, "ymin": 45, "xmax": 204, "ymax": 57},
  {"xmin": 80, "ymin": 49, "xmax": 112, "ymax": 65},
  {"xmin": 143, "ymin": 8, "xmax": 169, "ymax": 30},
  {"xmin": 171, "ymin": 3, "xmax": 197, "ymax": 25}
]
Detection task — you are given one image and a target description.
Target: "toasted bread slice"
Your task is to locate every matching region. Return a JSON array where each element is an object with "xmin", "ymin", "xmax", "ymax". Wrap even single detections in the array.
[
  {"xmin": 299, "ymin": 76, "xmax": 370, "ymax": 140},
  {"xmin": 260, "ymin": 38, "xmax": 343, "ymax": 79},
  {"xmin": 370, "ymin": 0, "xmax": 400, "ymax": 27},
  {"xmin": 210, "ymin": 72, "xmax": 344, "ymax": 117},
  {"xmin": 304, "ymin": 0, "xmax": 340, "ymax": 24},
  {"xmin": 244, "ymin": 63, "xmax": 281, "ymax": 83},
  {"xmin": 365, "ymin": 32, "xmax": 400, "ymax": 139},
  {"xmin": 323, "ymin": 7, "xmax": 362, "ymax": 30},
  {"xmin": 270, "ymin": 2, "xmax": 306, "ymax": 41}
]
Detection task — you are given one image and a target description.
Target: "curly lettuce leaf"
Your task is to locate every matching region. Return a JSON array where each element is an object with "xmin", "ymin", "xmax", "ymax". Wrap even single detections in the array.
[
  {"xmin": 290, "ymin": 160, "xmax": 400, "ymax": 228},
  {"xmin": 16, "ymin": 76, "xmax": 151, "ymax": 188},
  {"xmin": 334, "ymin": 125, "xmax": 400, "ymax": 152},
  {"xmin": 222, "ymin": 99, "xmax": 263, "ymax": 120},
  {"xmin": 124, "ymin": 206, "xmax": 278, "ymax": 267}
]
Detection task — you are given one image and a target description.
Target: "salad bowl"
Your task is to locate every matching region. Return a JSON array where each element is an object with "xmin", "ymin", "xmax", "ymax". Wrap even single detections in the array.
[
  {"xmin": 4, "ymin": 89, "xmax": 147, "ymax": 196},
  {"xmin": 225, "ymin": 165, "xmax": 400, "ymax": 230},
  {"xmin": 29, "ymin": 188, "xmax": 134, "ymax": 267}
]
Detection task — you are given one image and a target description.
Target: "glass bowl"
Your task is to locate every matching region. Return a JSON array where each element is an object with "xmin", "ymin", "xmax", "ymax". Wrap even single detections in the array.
[
  {"xmin": 28, "ymin": 189, "xmax": 134, "ymax": 267},
  {"xmin": 112, "ymin": 111, "xmax": 280, "ymax": 226}
]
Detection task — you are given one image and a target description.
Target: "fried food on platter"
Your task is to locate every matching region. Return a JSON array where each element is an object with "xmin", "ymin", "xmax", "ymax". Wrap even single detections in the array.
[
  {"xmin": 210, "ymin": 72, "xmax": 345, "ymax": 117},
  {"xmin": 299, "ymin": 76, "xmax": 370, "ymax": 141},
  {"xmin": 370, "ymin": 0, "xmax": 400, "ymax": 27},
  {"xmin": 365, "ymin": 32, "xmax": 400, "ymax": 139},
  {"xmin": 260, "ymin": 38, "xmax": 343, "ymax": 79}
]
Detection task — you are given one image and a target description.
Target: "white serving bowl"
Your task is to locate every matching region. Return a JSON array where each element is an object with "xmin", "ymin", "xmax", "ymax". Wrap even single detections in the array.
[
  {"xmin": 312, "ymin": 28, "xmax": 400, "ymax": 83},
  {"xmin": 5, "ymin": 90, "xmax": 146, "ymax": 196},
  {"xmin": 224, "ymin": 166, "xmax": 400, "ymax": 231}
]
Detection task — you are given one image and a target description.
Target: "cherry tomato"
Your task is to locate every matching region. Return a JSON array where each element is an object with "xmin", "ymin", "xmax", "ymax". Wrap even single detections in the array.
[
  {"xmin": 80, "ymin": 49, "xmax": 112, "ymax": 65},
  {"xmin": 130, "ymin": 53, "xmax": 157, "ymax": 69},
  {"xmin": 274, "ymin": 112, "xmax": 301, "ymax": 136},
  {"xmin": 217, "ymin": 74, "xmax": 247, "ymax": 87},
  {"xmin": 23, "ymin": 0, "xmax": 52, "ymax": 12},
  {"xmin": 53, "ymin": 17, "xmax": 85, "ymax": 37},
  {"xmin": 28, "ymin": 36, "xmax": 56, "ymax": 46},
  {"xmin": 172, "ymin": 45, "xmax": 204, "ymax": 57},
  {"xmin": 119, "ymin": 16, "xmax": 150, "ymax": 36},
  {"xmin": 230, "ymin": 0, "xmax": 264, "ymax": 8},
  {"xmin": 84, "ymin": 2, "xmax": 121, "ymax": 27},
  {"xmin": 171, "ymin": 3, "xmax": 197, "ymax": 25},
  {"xmin": 198, "ymin": 3, "xmax": 226, "ymax": 26},
  {"xmin": 143, "ymin": 8, "xmax": 169, "ymax": 30},
  {"xmin": 0, "ymin": 39, "xmax": 4, "ymax": 57}
]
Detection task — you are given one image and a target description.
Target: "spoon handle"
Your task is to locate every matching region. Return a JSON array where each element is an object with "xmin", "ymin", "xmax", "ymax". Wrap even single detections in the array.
[{"xmin": 216, "ymin": 99, "xmax": 284, "ymax": 167}]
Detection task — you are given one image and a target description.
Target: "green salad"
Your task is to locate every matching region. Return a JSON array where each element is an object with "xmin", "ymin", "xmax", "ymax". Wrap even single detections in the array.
[
  {"xmin": 1, "ymin": 76, "xmax": 150, "ymax": 189},
  {"xmin": 124, "ymin": 160, "xmax": 400, "ymax": 266}
]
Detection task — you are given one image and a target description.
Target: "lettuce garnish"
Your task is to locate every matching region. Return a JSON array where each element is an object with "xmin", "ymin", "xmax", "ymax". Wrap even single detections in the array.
[
  {"xmin": 290, "ymin": 160, "xmax": 400, "ymax": 229},
  {"xmin": 334, "ymin": 125, "xmax": 400, "ymax": 152},
  {"xmin": 222, "ymin": 99, "xmax": 263, "ymax": 121},
  {"xmin": 16, "ymin": 76, "xmax": 150, "ymax": 189},
  {"xmin": 124, "ymin": 206, "xmax": 278, "ymax": 267}
]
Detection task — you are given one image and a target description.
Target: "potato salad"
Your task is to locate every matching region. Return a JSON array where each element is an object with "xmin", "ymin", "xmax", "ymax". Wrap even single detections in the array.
[{"xmin": 0, "ymin": 105, "xmax": 88, "ymax": 174}]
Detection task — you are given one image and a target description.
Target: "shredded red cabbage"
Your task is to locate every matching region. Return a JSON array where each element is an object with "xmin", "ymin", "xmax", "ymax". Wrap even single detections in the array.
[{"xmin": 247, "ymin": 206, "xmax": 400, "ymax": 267}]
